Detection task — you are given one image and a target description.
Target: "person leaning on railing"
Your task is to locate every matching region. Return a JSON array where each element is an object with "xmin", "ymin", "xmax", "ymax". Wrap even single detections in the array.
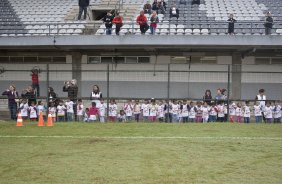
[
  {"xmin": 2, "ymin": 85, "xmax": 19, "ymax": 120},
  {"xmin": 264, "ymin": 11, "xmax": 273, "ymax": 35},
  {"xmin": 112, "ymin": 13, "xmax": 123, "ymax": 36}
]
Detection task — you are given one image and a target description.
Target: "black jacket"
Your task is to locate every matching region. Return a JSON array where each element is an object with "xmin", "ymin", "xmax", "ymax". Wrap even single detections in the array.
[
  {"xmin": 265, "ymin": 16, "xmax": 273, "ymax": 28},
  {"xmin": 21, "ymin": 91, "xmax": 36, "ymax": 106},
  {"xmin": 79, "ymin": 0, "xmax": 90, "ymax": 7},
  {"xmin": 103, "ymin": 15, "xmax": 114, "ymax": 28},
  {"xmin": 63, "ymin": 85, "xmax": 78, "ymax": 101}
]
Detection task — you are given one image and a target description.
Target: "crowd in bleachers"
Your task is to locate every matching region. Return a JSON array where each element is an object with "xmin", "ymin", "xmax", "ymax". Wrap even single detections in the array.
[{"xmin": 97, "ymin": 0, "xmax": 275, "ymax": 35}]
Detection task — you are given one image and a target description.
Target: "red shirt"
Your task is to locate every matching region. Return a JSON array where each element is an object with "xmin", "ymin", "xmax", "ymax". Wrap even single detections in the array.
[
  {"xmin": 89, "ymin": 107, "xmax": 99, "ymax": 116},
  {"xmin": 32, "ymin": 73, "xmax": 39, "ymax": 84},
  {"xmin": 136, "ymin": 15, "xmax": 147, "ymax": 25},
  {"xmin": 113, "ymin": 17, "xmax": 123, "ymax": 25}
]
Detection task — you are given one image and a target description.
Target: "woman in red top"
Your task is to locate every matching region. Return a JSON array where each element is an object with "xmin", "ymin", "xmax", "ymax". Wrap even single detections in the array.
[
  {"xmin": 112, "ymin": 13, "xmax": 123, "ymax": 35},
  {"xmin": 136, "ymin": 10, "xmax": 149, "ymax": 34}
]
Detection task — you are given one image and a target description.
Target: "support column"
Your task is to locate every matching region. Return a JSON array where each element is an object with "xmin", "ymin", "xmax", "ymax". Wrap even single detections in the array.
[
  {"xmin": 71, "ymin": 52, "xmax": 82, "ymax": 97},
  {"xmin": 231, "ymin": 53, "xmax": 242, "ymax": 100}
]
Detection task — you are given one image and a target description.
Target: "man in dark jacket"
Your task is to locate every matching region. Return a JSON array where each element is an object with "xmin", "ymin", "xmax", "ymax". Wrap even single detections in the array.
[
  {"xmin": 103, "ymin": 12, "xmax": 114, "ymax": 35},
  {"xmin": 63, "ymin": 79, "xmax": 78, "ymax": 120},
  {"xmin": 264, "ymin": 12, "xmax": 273, "ymax": 35},
  {"xmin": 78, "ymin": 0, "xmax": 90, "ymax": 20}
]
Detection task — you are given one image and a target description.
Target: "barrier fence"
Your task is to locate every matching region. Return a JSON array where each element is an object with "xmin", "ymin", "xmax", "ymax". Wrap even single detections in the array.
[{"xmin": 0, "ymin": 63, "xmax": 281, "ymax": 120}]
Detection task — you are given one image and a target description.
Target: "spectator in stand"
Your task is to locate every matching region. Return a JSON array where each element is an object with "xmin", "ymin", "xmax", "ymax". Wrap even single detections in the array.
[
  {"xmin": 31, "ymin": 68, "xmax": 40, "ymax": 97},
  {"xmin": 227, "ymin": 14, "xmax": 236, "ymax": 35},
  {"xmin": 150, "ymin": 11, "xmax": 159, "ymax": 35},
  {"xmin": 160, "ymin": 0, "xmax": 167, "ymax": 11},
  {"xmin": 63, "ymin": 79, "xmax": 78, "ymax": 121},
  {"xmin": 103, "ymin": 12, "xmax": 114, "ymax": 35},
  {"xmin": 152, "ymin": 0, "xmax": 158, "ymax": 12},
  {"xmin": 169, "ymin": 4, "xmax": 179, "ymax": 19},
  {"xmin": 143, "ymin": 1, "xmax": 152, "ymax": 14},
  {"xmin": 21, "ymin": 86, "xmax": 36, "ymax": 106},
  {"xmin": 112, "ymin": 13, "xmax": 123, "ymax": 35},
  {"xmin": 255, "ymin": 89, "xmax": 266, "ymax": 122},
  {"xmin": 203, "ymin": 89, "xmax": 212, "ymax": 105},
  {"xmin": 264, "ymin": 11, "xmax": 273, "ymax": 35},
  {"xmin": 2, "ymin": 85, "xmax": 19, "ymax": 120},
  {"xmin": 192, "ymin": 0, "xmax": 200, "ymax": 5},
  {"xmin": 78, "ymin": 0, "xmax": 90, "ymax": 20},
  {"xmin": 157, "ymin": 1, "xmax": 165, "ymax": 14},
  {"xmin": 136, "ymin": 10, "xmax": 149, "ymax": 34},
  {"xmin": 179, "ymin": 0, "xmax": 187, "ymax": 5}
]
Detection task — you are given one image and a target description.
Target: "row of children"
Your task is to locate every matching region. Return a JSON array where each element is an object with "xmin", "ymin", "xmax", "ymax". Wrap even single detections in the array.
[{"xmin": 18, "ymin": 98, "xmax": 282, "ymax": 123}]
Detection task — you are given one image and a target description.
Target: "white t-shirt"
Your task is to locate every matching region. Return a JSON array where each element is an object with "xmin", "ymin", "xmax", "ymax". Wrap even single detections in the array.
[
  {"xmin": 20, "ymin": 103, "xmax": 29, "ymax": 117},
  {"xmin": 172, "ymin": 7, "xmax": 176, "ymax": 14},
  {"xmin": 142, "ymin": 103, "xmax": 150, "ymax": 117},
  {"xmin": 201, "ymin": 106, "xmax": 209, "ymax": 118},
  {"xmin": 29, "ymin": 106, "xmax": 37, "ymax": 118},
  {"xmin": 264, "ymin": 106, "xmax": 273, "ymax": 119},
  {"xmin": 229, "ymin": 104, "xmax": 236, "ymax": 116},
  {"xmin": 217, "ymin": 105, "xmax": 225, "ymax": 117},
  {"xmin": 57, "ymin": 105, "xmax": 66, "ymax": 116},
  {"xmin": 49, "ymin": 107, "xmax": 56, "ymax": 118},
  {"xmin": 243, "ymin": 106, "xmax": 251, "ymax": 118},
  {"xmin": 149, "ymin": 104, "xmax": 158, "ymax": 116},
  {"xmin": 171, "ymin": 104, "xmax": 179, "ymax": 115},
  {"xmin": 37, "ymin": 105, "xmax": 46, "ymax": 115},
  {"xmin": 99, "ymin": 103, "xmax": 107, "ymax": 116},
  {"xmin": 134, "ymin": 104, "xmax": 141, "ymax": 114},
  {"xmin": 189, "ymin": 106, "xmax": 196, "ymax": 118},
  {"xmin": 109, "ymin": 104, "xmax": 117, "ymax": 116},
  {"xmin": 253, "ymin": 105, "xmax": 262, "ymax": 116},
  {"xmin": 209, "ymin": 106, "xmax": 217, "ymax": 116},
  {"xmin": 273, "ymin": 105, "xmax": 281, "ymax": 118},
  {"xmin": 77, "ymin": 104, "xmax": 84, "ymax": 116},
  {"xmin": 157, "ymin": 105, "xmax": 164, "ymax": 118},
  {"xmin": 66, "ymin": 101, "xmax": 74, "ymax": 113},
  {"xmin": 235, "ymin": 107, "xmax": 242, "ymax": 117},
  {"xmin": 257, "ymin": 94, "xmax": 266, "ymax": 109},
  {"xmin": 181, "ymin": 104, "xmax": 189, "ymax": 117},
  {"xmin": 124, "ymin": 104, "xmax": 133, "ymax": 116}
]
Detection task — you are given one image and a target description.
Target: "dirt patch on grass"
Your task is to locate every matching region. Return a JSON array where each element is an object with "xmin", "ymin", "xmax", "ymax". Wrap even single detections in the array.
[{"xmin": 88, "ymin": 138, "xmax": 108, "ymax": 144}]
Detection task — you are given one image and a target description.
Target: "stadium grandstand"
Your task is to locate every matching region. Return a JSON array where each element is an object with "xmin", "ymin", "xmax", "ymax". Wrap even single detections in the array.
[{"xmin": 0, "ymin": 0, "xmax": 282, "ymax": 120}]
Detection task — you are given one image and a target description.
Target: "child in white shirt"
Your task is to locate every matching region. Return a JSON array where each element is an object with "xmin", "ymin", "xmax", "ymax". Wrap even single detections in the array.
[
  {"xmin": 141, "ymin": 99, "xmax": 150, "ymax": 122},
  {"xmin": 235, "ymin": 103, "xmax": 242, "ymax": 123},
  {"xmin": 181, "ymin": 100, "xmax": 189, "ymax": 123},
  {"xmin": 29, "ymin": 101, "xmax": 37, "ymax": 121},
  {"xmin": 19, "ymin": 99, "xmax": 29, "ymax": 120},
  {"xmin": 217, "ymin": 102, "xmax": 225, "ymax": 122},
  {"xmin": 149, "ymin": 99, "xmax": 158, "ymax": 122},
  {"xmin": 243, "ymin": 101, "xmax": 251, "ymax": 123},
  {"xmin": 48, "ymin": 102, "xmax": 56, "ymax": 122},
  {"xmin": 201, "ymin": 102, "xmax": 209, "ymax": 123},
  {"xmin": 253, "ymin": 101, "xmax": 262, "ymax": 123},
  {"xmin": 124, "ymin": 100, "xmax": 133, "ymax": 122},
  {"xmin": 108, "ymin": 99, "xmax": 117, "ymax": 122},
  {"xmin": 189, "ymin": 101, "xmax": 196, "ymax": 122},
  {"xmin": 264, "ymin": 102, "xmax": 273, "ymax": 123},
  {"xmin": 57, "ymin": 101, "xmax": 66, "ymax": 122},
  {"xmin": 99, "ymin": 99, "xmax": 107, "ymax": 123},
  {"xmin": 65, "ymin": 99, "xmax": 74, "ymax": 122},
  {"xmin": 77, "ymin": 99, "xmax": 84, "ymax": 122},
  {"xmin": 273, "ymin": 101, "xmax": 281, "ymax": 123},
  {"xmin": 229, "ymin": 102, "xmax": 236, "ymax": 123},
  {"xmin": 133, "ymin": 100, "xmax": 141, "ymax": 122},
  {"xmin": 157, "ymin": 101, "xmax": 165, "ymax": 122},
  {"xmin": 209, "ymin": 103, "xmax": 217, "ymax": 122}
]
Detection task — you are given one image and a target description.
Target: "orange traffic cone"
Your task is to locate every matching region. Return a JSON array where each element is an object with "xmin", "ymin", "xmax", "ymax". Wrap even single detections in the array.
[
  {"xmin": 47, "ymin": 113, "xmax": 54, "ymax": 127},
  {"xmin": 37, "ymin": 112, "xmax": 45, "ymax": 127},
  {"xmin": 16, "ymin": 112, "xmax": 24, "ymax": 127}
]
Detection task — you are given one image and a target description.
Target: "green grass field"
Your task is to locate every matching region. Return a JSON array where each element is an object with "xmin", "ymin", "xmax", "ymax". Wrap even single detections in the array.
[{"xmin": 0, "ymin": 122, "xmax": 282, "ymax": 184}]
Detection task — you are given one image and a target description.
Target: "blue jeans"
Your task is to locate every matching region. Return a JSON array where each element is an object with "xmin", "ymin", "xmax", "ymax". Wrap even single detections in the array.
[
  {"xmin": 106, "ymin": 28, "xmax": 112, "ymax": 35},
  {"xmin": 209, "ymin": 115, "xmax": 216, "ymax": 122},
  {"xmin": 189, "ymin": 118, "xmax": 194, "ymax": 122},
  {"xmin": 57, "ymin": 116, "xmax": 65, "ymax": 122},
  {"xmin": 244, "ymin": 117, "xmax": 250, "ymax": 123},
  {"xmin": 255, "ymin": 116, "xmax": 262, "ymax": 123},
  {"xmin": 126, "ymin": 116, "xmax": 132, "ymax": 121},
  {"xmin": 143, "ymin": 116, "xmax": 149, "ymax": 122},
  {"xmin": 67, "ymin": 113, "xmax": 73, "ymax": 122},
  {"xmin": 8, "ymin": 103, "xmax": 17, "ymax": 120},
  {"xmin": 135, "ymin": 114, "xmax": 140, "ymax": 122},
  {"xmin": 274, "ymin": 118, "xmax": 281, "ymax": 123},
  {"xmin": 150, "ymin": 26, "xmax": 156, "ymax": 35},
  {"xmin": 165, "ymin": 113, "xmax": 172, "ymax": 123},
  {"xmin": 182, "ymin": 116, "xmax": 188, "ymax": 123},
  {"xmin": 172, "ymin": 114, "xmax": 178, "ymax": 122}
]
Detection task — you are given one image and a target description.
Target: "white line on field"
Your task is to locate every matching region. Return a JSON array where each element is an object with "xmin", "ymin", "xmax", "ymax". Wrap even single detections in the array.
[{"xmin": 0, "ymin": 136, "xmax": 282, "ymax": 140}]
